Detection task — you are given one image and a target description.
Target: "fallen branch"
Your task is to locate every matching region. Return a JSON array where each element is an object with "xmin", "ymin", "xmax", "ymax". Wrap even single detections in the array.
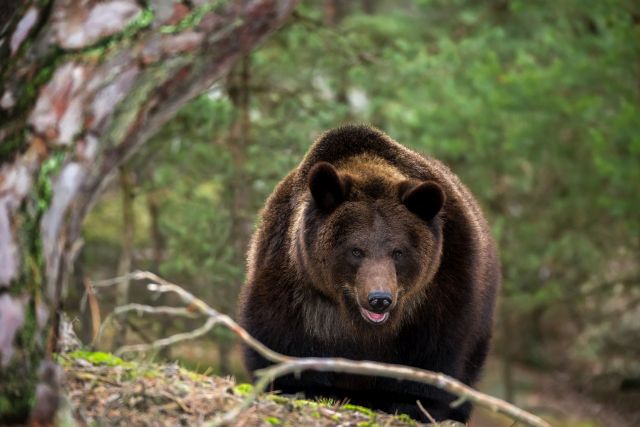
[
  {"xmin": 210, "ymin": 359, "xmax": 547, "ymax": 427},
  {"xmin": 96, "ymin": 271, "xmax": 550, "ymax": 427}
]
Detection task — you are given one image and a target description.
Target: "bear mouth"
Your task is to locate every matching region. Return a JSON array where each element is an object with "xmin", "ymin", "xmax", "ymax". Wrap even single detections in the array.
[{"xmin": 359, "ymin": 307, "xmax": 390, "ymax": 325}]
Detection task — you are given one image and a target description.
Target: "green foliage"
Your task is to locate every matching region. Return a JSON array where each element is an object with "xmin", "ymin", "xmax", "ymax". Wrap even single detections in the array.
[
  {"xmin": 82, "ymin": 0, "xmax": 639, "ymax": 384},
  {"xmin": 247, "ymin": 0, "xmax": 639, "ymax": 373}
]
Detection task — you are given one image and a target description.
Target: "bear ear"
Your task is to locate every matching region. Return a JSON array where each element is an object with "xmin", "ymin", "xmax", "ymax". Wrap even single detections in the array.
[
  {"xmin": 400, "ymin": 180, "xmax": 446, "ymax": 221},
  {"xmin": 308, "ymin": 162, "xmax": 348, "ymax": 211}
]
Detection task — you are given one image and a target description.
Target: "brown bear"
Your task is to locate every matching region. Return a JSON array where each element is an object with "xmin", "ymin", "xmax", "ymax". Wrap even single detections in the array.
[{"xmin": 237, "ymin": 125, "xmax": 500, "ymax": 422}]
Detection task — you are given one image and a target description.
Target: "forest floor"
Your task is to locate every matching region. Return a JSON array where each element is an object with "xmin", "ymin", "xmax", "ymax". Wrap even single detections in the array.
[
  {"xmin": 60, "ymin": 350, "xmax": 453, "ymax": 426},
  {"xmin": 60, "ymin": 349, "xmax": 638, "ymax": 427}
]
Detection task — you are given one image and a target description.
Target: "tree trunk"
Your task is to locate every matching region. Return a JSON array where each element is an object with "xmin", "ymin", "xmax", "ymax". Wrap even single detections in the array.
[
  {"xmin": 76, "ymin": 250, "xmax": 93, "ymax": 344},
  {"xmin": 147, "ymin": 191, "xmax": 165, "ymax": 273},
  {"xmin": 112, "ymin": 166, "xmax": 135, "ymax": 351},
  {"xmin": 0, "ymin": 0, "xmax": 298, "ymax": 423},
  {"xmin": 215, "ymin": 55, "xmax": 253, "ymax": 375},
  {"xmin": 226, "ymin": 56, "xmax": 253, "ymax": 273},
  {"xmin": 146, "ymin": 188, "xmax": 173, "ymax": 359}
]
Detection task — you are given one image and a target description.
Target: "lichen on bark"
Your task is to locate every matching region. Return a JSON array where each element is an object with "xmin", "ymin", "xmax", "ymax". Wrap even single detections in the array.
[{"xmin": 0, "ymin": 147, "xmax": 66, "ymax": 422}]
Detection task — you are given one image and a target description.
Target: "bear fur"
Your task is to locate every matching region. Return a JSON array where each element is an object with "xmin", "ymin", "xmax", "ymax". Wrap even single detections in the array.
[{"xmin": 237, "ymin": 125, "xmax": 500, "ymax": 422}]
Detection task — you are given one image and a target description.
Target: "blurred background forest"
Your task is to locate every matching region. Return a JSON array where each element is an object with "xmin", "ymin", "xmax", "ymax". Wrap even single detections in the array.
[{"xmin": 67, "ymin": 0, "xmax": 639, "ymax": 424}]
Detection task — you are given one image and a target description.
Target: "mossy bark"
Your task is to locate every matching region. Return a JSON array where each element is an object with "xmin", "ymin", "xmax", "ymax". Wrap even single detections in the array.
[{"xmin": 0, "ymin": 0, "xmax": 298, "ymax": 422}]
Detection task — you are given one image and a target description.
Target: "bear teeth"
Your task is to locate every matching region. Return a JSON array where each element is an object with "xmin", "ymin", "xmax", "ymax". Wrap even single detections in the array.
[{"xmin": 360, "ymin": 308, "xmax": 389, "ymax": 324}]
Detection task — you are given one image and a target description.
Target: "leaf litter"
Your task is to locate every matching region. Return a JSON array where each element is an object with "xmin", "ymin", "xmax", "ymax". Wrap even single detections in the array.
[{"xmin": 61, "ymin": 351, "xmax": 445, "ymax": 426}]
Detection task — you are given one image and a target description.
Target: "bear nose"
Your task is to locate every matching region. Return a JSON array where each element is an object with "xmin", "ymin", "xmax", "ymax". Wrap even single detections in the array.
[{"xmin": 367, "ymin": 292, "xmax": 393, "ymax": 313}]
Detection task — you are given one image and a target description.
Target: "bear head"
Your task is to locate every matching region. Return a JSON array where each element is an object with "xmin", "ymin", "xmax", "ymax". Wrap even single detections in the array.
[{"xmin": 294, "ymin": 158, "xmax": 446, "ymax": 341}]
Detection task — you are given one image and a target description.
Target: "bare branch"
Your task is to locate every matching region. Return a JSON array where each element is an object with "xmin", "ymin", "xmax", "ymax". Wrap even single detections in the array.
[
  {"xmin": 94, "ymin": 303, "xmax": 201, "ymax": 347},
  {"xmin": 101, "ymin": 271, "xmax": 550, "ymax": 427},
  {"xmin": 90, "ymin": 273, "xmax": 145, "ymax": 288},
  {"xmin": 116, "ymin": 317, "xmax": 218, "ymax": 356},
  {"xmin": 113, "ymin": 303, "xmax": 201, "ymax": 319}
]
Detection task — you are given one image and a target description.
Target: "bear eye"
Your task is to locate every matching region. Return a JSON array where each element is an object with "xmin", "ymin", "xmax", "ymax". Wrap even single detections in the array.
[
  {"xmin": 352, "ymin": 248, "xmax": 364, "ymax": 258},
  {"xmin": 392, "ymin": 249, "xmax": 403, "ymax": 260}
]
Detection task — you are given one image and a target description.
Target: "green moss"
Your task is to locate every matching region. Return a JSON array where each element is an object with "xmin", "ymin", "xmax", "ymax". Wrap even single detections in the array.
[
  {"xmin": 69, "ymin": 7, "xmax": 155, "ymax": 59},
  {"xmin": 292, "ymin": 399, "xmax": 318, "ymax": 409},
  {"xmin": 316, "ymin": 397, "xmax": 339, "ymax": 406},
  {"xmin": 357, "ymin": 422, "xmax": 379, "ymax": 427},
  {"xmin": 124, "ymin": 8, "xmax": 154, "ymax": 37},
  {"xmin": 0, "ymin": 304, "xmax": 41, "ymax": 423},
  {"xmin": 342, "ymin": 403, "xmax": 376, "ymax": 417},
  {"xmin": 67, "ymin": 350, "xmax": 132, "ymax": 367},
  {"xmin": 265, "ymin": 417, "xmax": 281, "ymax": 425},
  {"xmin": 0, "ymin": 147, "xmax": 69, "ymax": 420},
  {"xmin": 160, "ymin": 0, "xmax": 228, "ymax": 34},
  {"xmin": 35, "ymin": 151, "xmax": 65, "ymax": 212},
  {"xmin": 232, "ymin": 383, "xmax": 254, "ymax": 396},
  {"xmin": 182, "ymin": 368, "xmax": 206, "ymax": 382},
  {"xmin": 142, "ymin": 368, "xmax": 161, "ymax": 379},
  {"xmin": 12, "ymin": 149, "xmax": 67, "ymax": 297},
  {"xmin": 266, "ymin": 394, "xmax": 289, "ymax": 405},
  {"xmin": 311, "ymin": 410, "xmax": 321, "ymax": 419},
  {"xmin": 24, "ymin": 56, "xmax": 61, "ymax": 101},
  {"xmin": 0, "ymin": 151, "xmax": 61, "ymax": 420},
  {"xmin": 0, "ymin": 128, "xmax": 28, "ymax": 166},
  {"xmin": 0, "ymin": 147, "xmax": 68, "ymax": 418},
  {"xmin": 12, "ymin": 45, "xmax": 64, "ymax": 113},
  {"xmin": 394, "ymin": 413, "xmax": 417, "ymax": 425}
]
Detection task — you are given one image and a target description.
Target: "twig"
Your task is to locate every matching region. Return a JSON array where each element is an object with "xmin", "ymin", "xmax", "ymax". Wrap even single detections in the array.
[
  {"xmin": 134, "ymin": 271, "xmax": 292, "ymax": 365},
  {"xmin": 91, "ymin": 273, "xmax": 141, "ymax": 288},
  {"xmin": 113, "ymin": 303, "xmax": 201, "ymax": 319},
  {"xmin": 83, "ymin": 277, "xmax": 101, "ymax": 341},
  {"xmin": 94, "ymin": 303, "xmax": 200, "ymax": 347},
  {"xmin": 115, "ymin": 316, "xmax": 218, "ymax": 356},
  {"xmin": 125, "ymin": 319, "xmax": 154, "ymax": 344},
  {"xmin": 98, "ymin": 271, "xmax": 550, "ymax": 427},
  {"xmin": 158, "ymin": 390, "xmax": 192, "ymax": 413},
  {"xmin": 416, "ymin": 399, "xmax": 437, "ymax": 424}
]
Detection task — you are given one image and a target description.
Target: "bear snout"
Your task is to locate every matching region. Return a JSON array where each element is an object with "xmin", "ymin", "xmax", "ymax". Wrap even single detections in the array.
[
  {"xmin": 359, "ymin": 291, "xmax": 394, "ymax": 324},
  {"xmin": 354, "ymin": 258, "xmax": 398, "ymax": 325},
  {"xmin": 367, "ymin": 291, "xmax": 393, "ymax": 313}
]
